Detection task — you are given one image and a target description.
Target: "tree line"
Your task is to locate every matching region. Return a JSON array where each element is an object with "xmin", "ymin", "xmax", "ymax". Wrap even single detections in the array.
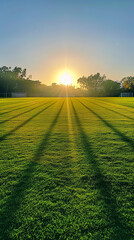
[
  {"xmin": 0, "ymin": 66, "xmax": 84, "ymax": 97},
  {"xmin": 77, "ymin": 73, "xmax": 134, "ymax": 97},
  {"xmin": 0, "ymin": 66, "xmax": 41, "ymax": 96},
  {"xmin": 0, "ymin": 66, "xmax": 134, "ymax": 97}
]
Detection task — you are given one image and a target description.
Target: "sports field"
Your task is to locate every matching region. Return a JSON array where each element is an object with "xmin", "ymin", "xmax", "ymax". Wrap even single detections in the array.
[{"xmin": 0, "ymin": 97, "xmax": 134, "ymax": 240}]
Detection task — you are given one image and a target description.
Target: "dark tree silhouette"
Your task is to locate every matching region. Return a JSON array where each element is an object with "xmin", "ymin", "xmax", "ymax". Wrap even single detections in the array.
[
  {"xmin": 102, "ymin": 80, "xmax": 121, "ymax": 96},
  {"xmin": 77, "ymin": 73, "xmax": 121, "ymax": 96}
]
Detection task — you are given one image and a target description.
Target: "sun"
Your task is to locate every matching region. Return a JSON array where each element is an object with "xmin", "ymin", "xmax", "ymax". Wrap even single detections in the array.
[{"xmin": 59, "ymin": 72, "xmax": 73, "ymax": 85}]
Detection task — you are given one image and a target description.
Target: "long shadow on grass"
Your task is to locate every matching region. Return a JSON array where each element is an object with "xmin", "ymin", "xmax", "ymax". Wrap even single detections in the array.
[
  {"xmin": 71, "ymin": 100, "xmax": 132, "ymax": 240},
  {"xmin": 0, "ymin": 101, "xmax": 52, "ymax": 125},
  {"xmin": 0, "ymin": 102, "xmax": 56, "ymax": 142},
  {"xmin": 0, "ymin": 101, "xmax": 64, "ymax": 240},
  {"xmin": 96, "ymin": 98, "xmax": 134, "ymax": 110},
  {"xmin": 0, "ymin": 99, "xmax": 44, "ymax": 116},
  {"xmin": 0, "ymin": 102, "xmax": 37, "ymax": 116},
  {"xmin": 85, "ymin": 99, "xmax": 134, "ymax": 121},
  {"xmin": 79, "ymin": 100, "xmax": 134, "ymax": 150}
]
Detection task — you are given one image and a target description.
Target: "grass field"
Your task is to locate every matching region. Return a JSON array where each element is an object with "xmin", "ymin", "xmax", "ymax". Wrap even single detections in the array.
[{"xmin": 0, "ymin": 97, "xmax": 134, "ymax": 240}]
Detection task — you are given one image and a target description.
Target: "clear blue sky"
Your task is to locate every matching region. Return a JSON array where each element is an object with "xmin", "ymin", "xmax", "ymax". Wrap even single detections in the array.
[{"xmin": 0, "ymin": 0, "xmax": 134, "ymax": 85}]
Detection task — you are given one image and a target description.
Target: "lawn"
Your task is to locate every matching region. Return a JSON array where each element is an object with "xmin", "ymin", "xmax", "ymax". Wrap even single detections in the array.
[{"xmin": 0, "ymin": 97, "xmax": 134, "ymax": 240}]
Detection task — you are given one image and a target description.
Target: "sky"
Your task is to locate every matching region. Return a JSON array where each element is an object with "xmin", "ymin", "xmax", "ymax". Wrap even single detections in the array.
[{"xmin": 0, "ymin": 0, "xmax": 134, "ymax": 85}]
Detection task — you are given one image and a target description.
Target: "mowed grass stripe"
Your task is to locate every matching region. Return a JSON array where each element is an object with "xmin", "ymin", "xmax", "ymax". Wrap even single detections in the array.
[
  {"xmin": 82, "ymin": 97, "xmax": 134, "ymax": 114},
  {"xmin": 0, "ymin": 100, "xmax": 43, "ymax": 116},
  {"xmin": 0, "ymin": 101, "xmax": 56, "ymax": 141},
  {"xmin": 71, "ymin": 99, "xmax": 133, "ymax": 240},
  {"xmin": 0, "ymin": 98, "xmax": 49, "ymax": 114},
  {"xmin": 0, "ymin": 97, "xmax": 40, "ymax": 105},
  {"xmin": 0, "ymin": 102, "xmax": 34, "ymax": 116},
  {"xmin": 95, "ymin": 97, "xmax": 134, "ymax": 111},
  {"xmin": 84, "ymin": 98, "xmax": 134, "ymax": 121},
  {"xmin": 0, "ymin": 100, "xmax": 53, "ymax": 125},
  {"xmin": 78, "ymin": 99, "xmax": 134, "ymax": 149},
  {"xmin": 0, "ymin": 100, "xmax": 65, "ymax": 239},
  {"xmin": 0, "ymin": 99, "xmax": 29, "ymax": 108},
  {"xmin": 0, "ymin": 99, "xmax": 36, "ymax": 111}
]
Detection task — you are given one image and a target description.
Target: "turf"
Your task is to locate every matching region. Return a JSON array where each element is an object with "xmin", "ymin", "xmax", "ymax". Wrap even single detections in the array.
[{"xmin": 0, "ymin": 97, "xmax": 133, "ymax": 240}]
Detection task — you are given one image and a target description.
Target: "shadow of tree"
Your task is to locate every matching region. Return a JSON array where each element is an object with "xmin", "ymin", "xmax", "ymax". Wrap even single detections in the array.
[
  {"xmin": 96, "ymin": 98, "xmax": 134, "ymax": 110},
  {"xmin": 0, "ymin": 101, "xmax": 56, "ymax": 142},
  {"xmin": 0, "ymin": 101, "xmax": 52, "ymax": 125},
  {"xmin": 0, "ymin": 101, "xmax": 64, "ymax": 240},
  {"xmin": 0, "ymin": 102, "xmax": 36, "ymax": 116},
  {"xmin": 79, "ymin": 100, "xmax": 134, "ymax": 149},
  {"xmin": 85, "ymin": 99, "xmax": 134, "ymax": 121},
  {"xmin": 71, "ymin": 100, "xmax": 132, "ymax": 240}
]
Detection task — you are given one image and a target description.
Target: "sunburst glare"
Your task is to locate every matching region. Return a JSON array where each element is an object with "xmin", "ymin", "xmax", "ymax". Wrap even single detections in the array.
[{"xmin": 59, "ymin": 72, "xmax": 73, "ymax": 85}]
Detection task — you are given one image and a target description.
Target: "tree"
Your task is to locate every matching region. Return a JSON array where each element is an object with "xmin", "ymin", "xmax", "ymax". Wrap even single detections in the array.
[
  {"xmin": 77, "ymin": 73, "xmax": 106, "ymax": 96},
  {"xmin": 0, "ymin": 66, "xmax": 41, "ymax": 96},
  {"xmin": 12, "ymin": 67, "xmax": 23, "ymax": 79},
  {"xmin": 77, "ymin": 73, "xmax": 122, "ymax": 96},
  {"xmin": 77, "ymin": 76, "xmax": 87, "ymax": 89},
  {"xmin": 102, "ymin": 80, "xmax": 121, "ymax": 96},
  {"xmin": 121, "ymin": 76, "xmax": 134, "ymax": 92}
]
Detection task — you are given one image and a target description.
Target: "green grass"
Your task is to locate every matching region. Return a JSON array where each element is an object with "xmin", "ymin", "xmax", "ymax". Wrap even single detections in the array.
[{"xmin": 0, "ymin": 97, "xmax": 134, "ymax": 240}]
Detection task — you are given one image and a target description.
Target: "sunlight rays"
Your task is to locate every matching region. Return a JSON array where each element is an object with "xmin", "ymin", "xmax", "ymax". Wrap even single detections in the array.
[{"xmin": 59, "ymin": 72, "xmax": 73, "ymax": 85}]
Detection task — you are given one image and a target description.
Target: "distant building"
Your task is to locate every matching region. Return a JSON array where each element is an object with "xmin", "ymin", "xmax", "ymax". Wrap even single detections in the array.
[
  {"xmin": 120, "ymin": 92, "xmax": 133, "ymax": 97},
  {"xmin": 11, "ymin": 92, "xmax": 27, "ymax": 97}
]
